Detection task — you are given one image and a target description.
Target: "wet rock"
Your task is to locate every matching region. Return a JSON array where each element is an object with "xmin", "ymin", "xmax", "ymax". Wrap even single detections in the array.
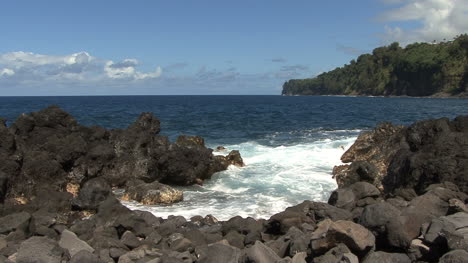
[
  {"xmin": 16, "ymin": 236, "xmax": 66, "ymax": 263},
  {"xmin": 59, "ymin": 229, "xmax": 94, "ymax": 257},
  {"xmin": 122, "ymin": 180, "xmax": 183, "ymax": 205}
]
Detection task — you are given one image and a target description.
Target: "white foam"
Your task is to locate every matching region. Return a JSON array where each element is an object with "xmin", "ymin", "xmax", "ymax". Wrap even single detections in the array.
[{"xmin": 123, "ymin": 133, "xmax": 358, "ymax": 221}]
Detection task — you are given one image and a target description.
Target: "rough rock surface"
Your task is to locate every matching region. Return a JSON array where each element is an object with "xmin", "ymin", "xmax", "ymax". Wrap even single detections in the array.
[
  {"xmin": 122, "ymin": 180, "xmax": 183, "ymax": 205},
  {"xmin": 1, "ymin": 109, "xmax": 467, "ymax": 263},
  {"xmin": 334, "ymin": 116, "xmax": 468, "ymax": 194}
]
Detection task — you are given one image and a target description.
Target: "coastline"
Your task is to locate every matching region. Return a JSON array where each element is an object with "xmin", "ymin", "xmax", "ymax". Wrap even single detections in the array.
[{"xmin": 0, "ymin": 107, "xmax": 467, "ymax": 262}]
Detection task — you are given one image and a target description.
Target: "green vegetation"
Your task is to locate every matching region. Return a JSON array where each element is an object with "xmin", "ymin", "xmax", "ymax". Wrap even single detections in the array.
[{"xmin": 282, "ymin": 35, "xmax": 468, "ymax": 97}]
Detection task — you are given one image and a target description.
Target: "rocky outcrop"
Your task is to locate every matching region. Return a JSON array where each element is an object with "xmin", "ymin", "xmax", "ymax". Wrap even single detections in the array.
[
  {"xmin": 0, "ymin": 110, "xmax": 467, "ymax": 262},
  {"xmin": 0, "ymin": 106, "xmax": 241, "ymax": 206},
  {"xmin": 334, "ymin": 116, "xmax": 468, "ymax": 195},
  {"xmin": 122, "ymin": 180, "xmax": 183, "ymax": 205}
]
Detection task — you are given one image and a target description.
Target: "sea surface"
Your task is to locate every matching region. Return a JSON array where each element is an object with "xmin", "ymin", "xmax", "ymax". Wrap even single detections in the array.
[{"xmin": 1, "ymin": 95, "xmax": 467, "ymax": 220}]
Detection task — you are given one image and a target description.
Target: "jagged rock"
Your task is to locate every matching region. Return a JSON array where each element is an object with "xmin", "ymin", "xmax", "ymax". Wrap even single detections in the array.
[
  {"xmin": 246, "ymin": 240, "xmax": 281, "ymax": 263},
  {"xmin": 424, "ymin": 212, "xmax": 468, "ymax": 251},
  {"xmin": 196, "ymin": 242, "xmax": 241, "ymax": 263},
  {"xmin": 59, "ymin": 229, "xmax": 95, "ymax": 257},
  {"xmin": 385, "ymin": 117, "xmax": 468, "ymax": 194},
  {"xmin": 335, "ymin": 122, "xmax": 405, "ymax": 188},
  {"xmin": 16, "ymin": 236, "xmax": 66, "ymax": 263},
  {"xmin": 120, "ymin": 231, "xmax": 141, "ymax": 249},
  {"xmin": 311, "ymin": 219, "xmax": 375, "ymax": 256},
  {"xmin": 285, "ymin": 227, "xmax": 309, "ymax": 257},
  {"xmin": 122, "ymin": 180, "xmax": 183, "ymax": 205},
  {"xmin": 72, "ymin": 177, "xmax": 112, "ymax": 210},
  {"xmin": 0, "ymin": 212, "xmax": 30, "ymax": 235},
  {"xmin": 362, "ymin": 251, "xmax": 411, "ymax": 263}
]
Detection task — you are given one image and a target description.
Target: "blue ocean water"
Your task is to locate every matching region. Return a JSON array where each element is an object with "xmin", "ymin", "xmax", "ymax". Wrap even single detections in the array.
[{"xmin": 1, "ymin": 95, "xmax": 467, "ymax": 219}]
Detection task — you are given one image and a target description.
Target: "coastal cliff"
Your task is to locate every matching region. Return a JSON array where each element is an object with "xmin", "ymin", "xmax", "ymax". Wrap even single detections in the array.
[
  {"xmin": 0, "ymin": 108, "xmax": 467, "ymax": 262},
  {"xmin": 282, "ymin": 34, "xmax": 468, "ymax": 97}
]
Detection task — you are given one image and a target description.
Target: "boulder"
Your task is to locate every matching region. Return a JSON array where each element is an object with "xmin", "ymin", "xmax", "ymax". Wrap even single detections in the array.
[
  {"xmin": 120, "ymin": 231, "xmax": 141, "ymax": 249},
  {"xmin": 246, "ymin": 240, "xmax": 282, "ymax": 263},
  {"xmin": 439, "ymin": 249, "xmax": 468, "ymax": 263},
  {"xmin": 16, "ymin": 236, "xmax": 66, "ymax": 263},
  {"xmin": 72, "ymin": 177, "xmax": 112, "ymax": 210},
  {"xmin": 122, "ymin": 180, "xmax": 183, "ymax": 205},
  {"xmin": 59, "ymin": 229, "xmax": 94, "ymax": 257},
  {"xmin": 328, "ymin": 188, "xmax": 356, "ymax": 210},
  {"xmin": 400, "ymin": 193, "xmax": 449, "ymax": 242},
  {"xmin": 69, "ymin": 250, "xmax": 101, "ymax": 263},
  {"xmin": 335, "ymin": 122, "xmax": 405, "ymax": 188},
  {"xmin": 311, "ymin": 219, "xmax": 375, "ymax": 256},
  {"xmin": 362, "ymin": 251, "xmax": 411, "ymax": 263},
  {"xmin": 196, "ymin": 242, "xmax": 241, "ymax": 263},
  {"xmin": 0, "ymin": 212, "xmax": 30, "ymax": 235}
]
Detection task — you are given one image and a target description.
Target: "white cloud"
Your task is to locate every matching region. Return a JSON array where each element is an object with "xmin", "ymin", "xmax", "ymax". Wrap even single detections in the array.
[
  {"xmin": 0, "ymin": 51, "xmax": 162, "ymax": 86},
  {"xmin": 379, "ymin": 0, "xmax": 468, "ymax": 44},
  {"xmin": 104, "ymin": 59, "xmax": 161, "ymax": 80},
  {"xmin": 0, "ymin": 68, "xmax": 15, "ymax": 77}
]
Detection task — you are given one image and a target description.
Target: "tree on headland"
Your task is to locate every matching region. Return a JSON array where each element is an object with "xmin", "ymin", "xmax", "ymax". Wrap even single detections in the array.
[{"xmin": 282, "ymin": 34, "xmax": 468, "ymax": 97}]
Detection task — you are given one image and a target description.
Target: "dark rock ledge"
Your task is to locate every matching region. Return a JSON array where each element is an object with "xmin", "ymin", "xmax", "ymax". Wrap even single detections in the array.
[{"xmin": 0, "ymin": 107, "xmax": 467, "ymax": 263}]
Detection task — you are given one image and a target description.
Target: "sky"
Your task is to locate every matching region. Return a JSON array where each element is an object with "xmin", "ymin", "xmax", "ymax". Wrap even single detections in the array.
[{"xmin": 0, "ymin": 0, "xmax": 467, "ymax": 96}]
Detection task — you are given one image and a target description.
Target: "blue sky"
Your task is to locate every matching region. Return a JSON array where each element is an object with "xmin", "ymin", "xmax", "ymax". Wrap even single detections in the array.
[{"xmin": 0, "ymin": 0, "xmax": 467, "ymax": 95}]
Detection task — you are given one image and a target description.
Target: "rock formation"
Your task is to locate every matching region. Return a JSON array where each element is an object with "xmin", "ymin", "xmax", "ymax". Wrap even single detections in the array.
[{"xmin": 0, "ymin": 108, "xmax": 466, "ymax": 262}]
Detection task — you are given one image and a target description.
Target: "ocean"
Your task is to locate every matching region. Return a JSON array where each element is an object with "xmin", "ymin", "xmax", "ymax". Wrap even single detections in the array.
[{"xmin": 1, "ymin": 95, "xmax": 467, "ymax": 220}]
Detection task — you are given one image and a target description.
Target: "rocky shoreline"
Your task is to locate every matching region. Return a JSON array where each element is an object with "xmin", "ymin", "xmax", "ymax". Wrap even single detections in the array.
[{"xmin": 0, "ymin": 107, "xmax": 467, "ymax": 262}]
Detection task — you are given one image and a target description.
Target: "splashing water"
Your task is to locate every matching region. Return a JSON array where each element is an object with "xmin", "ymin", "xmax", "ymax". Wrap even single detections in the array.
[{"xmin": 123, "ymin": 131, "xmax": 358, "ymax": 220}]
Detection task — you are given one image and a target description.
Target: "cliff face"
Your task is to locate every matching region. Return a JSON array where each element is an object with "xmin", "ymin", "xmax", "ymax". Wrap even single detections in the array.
[{"xmin": 282, "ymin": 35, "xmax": 468, "ymax": 97}]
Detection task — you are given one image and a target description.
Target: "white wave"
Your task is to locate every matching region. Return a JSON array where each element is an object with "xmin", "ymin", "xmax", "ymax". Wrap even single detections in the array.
[{"xmin": 123, "ymin": 134, "xmax": 357, "ymax": 221}]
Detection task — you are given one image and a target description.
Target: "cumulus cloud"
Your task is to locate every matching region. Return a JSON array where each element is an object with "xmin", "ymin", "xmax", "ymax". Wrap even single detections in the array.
[
  {"xmin": 0, "ymin": 51, "xmax": 162, "ymax": 87},
  {"xmin": 379, "ymin": 0, "xmax": 468, "ymax": 45}
]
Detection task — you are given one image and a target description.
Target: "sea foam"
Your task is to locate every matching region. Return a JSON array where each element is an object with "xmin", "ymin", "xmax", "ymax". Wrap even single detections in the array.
[{"xmin": 122, "ymin": 131, "xmax": 358, "ymax": 220}]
